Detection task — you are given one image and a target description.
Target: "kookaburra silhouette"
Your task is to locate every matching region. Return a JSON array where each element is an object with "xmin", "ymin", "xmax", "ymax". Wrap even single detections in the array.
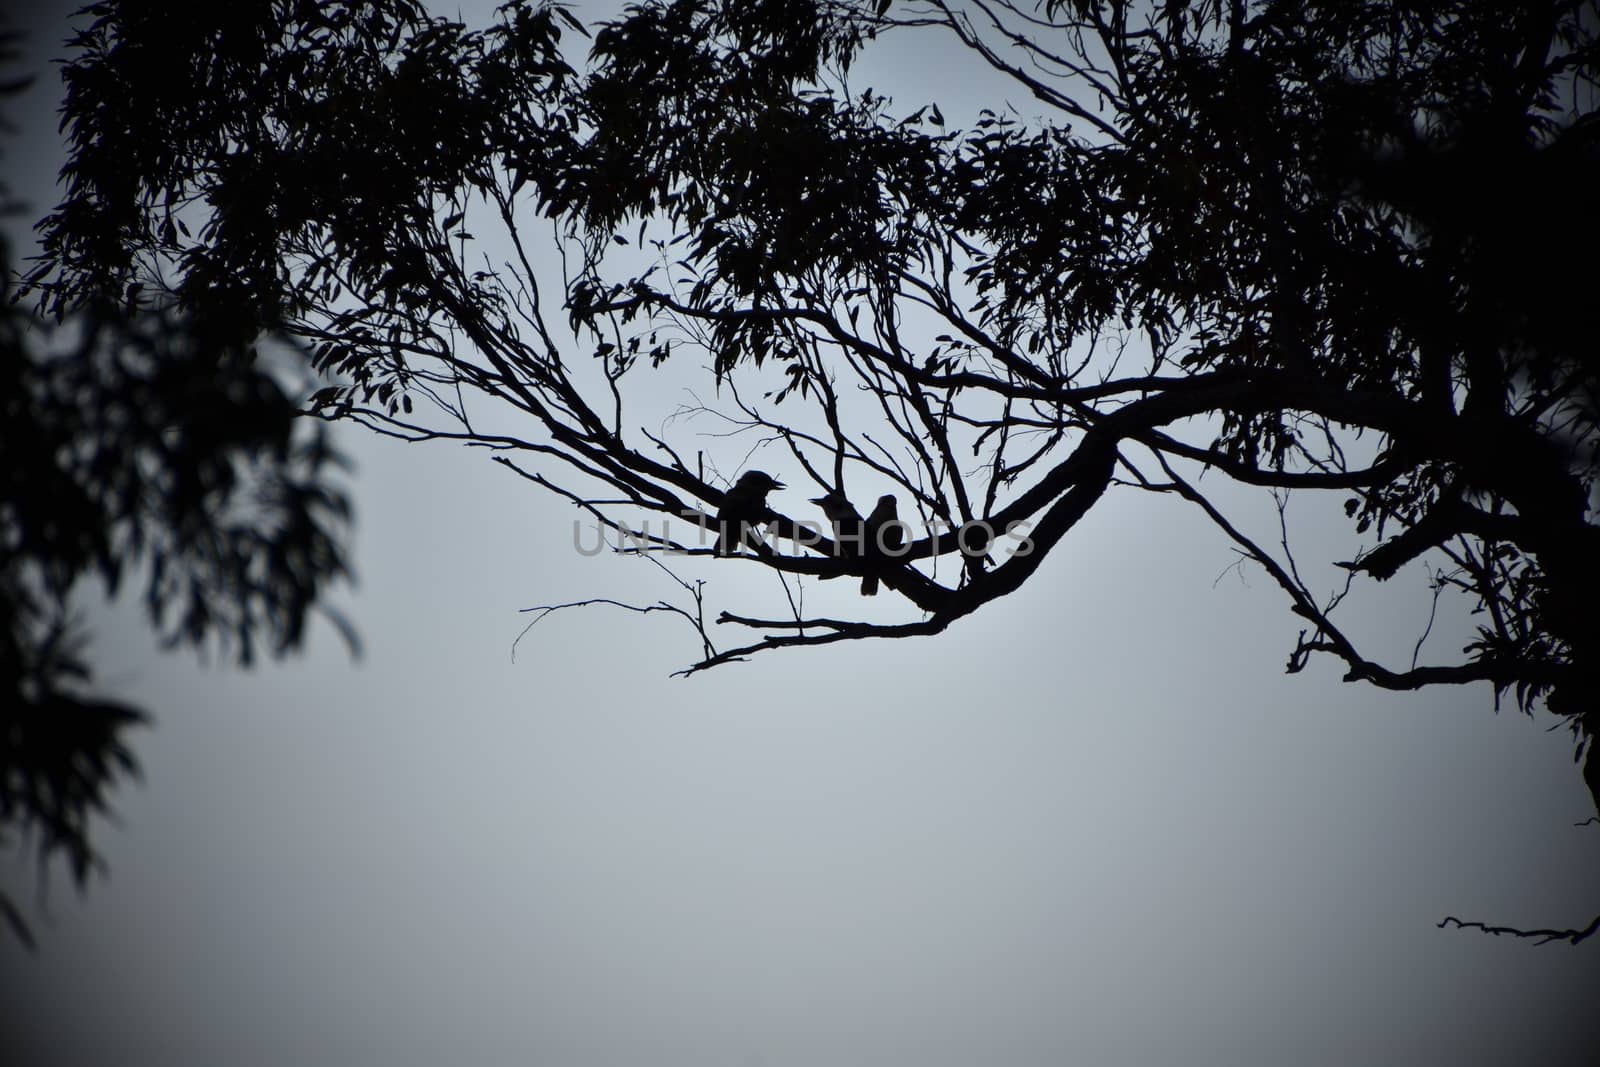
[
  {"xmin": 861, "ymin": 493, "xmax": 904, "ymax": 595},
  {"xmin": 713, "ymin": 470, "xmax": 785, "ymax": 555},
  {"xmin": 809, "ymin": 491, "xmax": 863, "ymax": 574}
]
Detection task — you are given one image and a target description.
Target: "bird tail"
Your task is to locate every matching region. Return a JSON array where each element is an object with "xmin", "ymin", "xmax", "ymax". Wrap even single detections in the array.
[
  {"xmin": 715, "ymin": 521, "xmax": 749, "ymax": 555},
  {"xmin": 861, "ymin": 572, "xmax": 878, "ymax": 596}
]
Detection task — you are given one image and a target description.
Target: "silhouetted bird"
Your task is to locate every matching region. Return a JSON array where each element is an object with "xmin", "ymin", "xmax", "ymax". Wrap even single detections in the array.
[
  {"xmin": 809, "ymin": 491, "xmax": 863, "ymax": 573},
  {"xmin": 861, "ymin": 493, "xmax": 904, "ymax": 595},
  {"xmin": 714, "ymin": 470, "xmax": 785, "ymax": 555}
]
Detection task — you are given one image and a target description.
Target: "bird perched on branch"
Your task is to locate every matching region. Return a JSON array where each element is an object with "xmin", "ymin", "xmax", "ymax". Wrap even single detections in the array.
[
  {"xmin": 714, "ymin": 470, "xmax": 785, "ymax": 555},
  {"xmin": 809, "ymin": 491, "xmax": 863, "ymax": 573},
  {"xmin": 861, "ymin": 493, "xmax": 904, "ymax": 595}
]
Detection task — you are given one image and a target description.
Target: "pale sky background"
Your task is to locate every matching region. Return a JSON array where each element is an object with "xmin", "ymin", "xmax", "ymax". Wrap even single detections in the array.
[{"xmin": 4, "ymin": 3, "xmax": 1598, "ymax": 1066}]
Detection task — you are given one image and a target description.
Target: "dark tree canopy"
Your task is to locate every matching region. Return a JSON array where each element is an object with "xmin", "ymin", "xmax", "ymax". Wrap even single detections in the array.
[{"xmin": 14, "ymin": 0, "xmax": 1600, "ymax": 939}]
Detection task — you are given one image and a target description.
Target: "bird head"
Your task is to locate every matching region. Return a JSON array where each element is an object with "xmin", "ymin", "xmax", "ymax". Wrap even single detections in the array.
[
  {"xmin": 809, "ymin": 490, "xmax": 857, "ymax": 519},
  {"xmin": 735, "ymin": 470, "xmax": 785, "ymax": 495}
]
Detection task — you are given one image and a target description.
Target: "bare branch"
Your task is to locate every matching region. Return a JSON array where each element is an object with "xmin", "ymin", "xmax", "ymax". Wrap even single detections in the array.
[{"xmin": 1437, "ymin": 913, "xmax": 1600, "ymax": 947}]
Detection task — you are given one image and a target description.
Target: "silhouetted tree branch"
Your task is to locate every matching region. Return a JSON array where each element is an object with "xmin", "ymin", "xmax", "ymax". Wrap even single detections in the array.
[
  {"xmin": 17, "ymin": 0, "xmax": 1600, "ymax": 942},
  {"xmin": 1438, "ymin": 913, "xmax": 1600, "ymax": 947}
]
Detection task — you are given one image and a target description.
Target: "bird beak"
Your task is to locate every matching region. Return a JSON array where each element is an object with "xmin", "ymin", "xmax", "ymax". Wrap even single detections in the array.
[{"xmin": 772, "ymin": 479, "xmax": 786, "ymax": 490}]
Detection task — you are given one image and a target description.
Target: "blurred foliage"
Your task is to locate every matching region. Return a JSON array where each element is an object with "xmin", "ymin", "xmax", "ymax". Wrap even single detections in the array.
[{"xmin": 2, "ymin": 22, "xmax": 353, "ymax": 948}]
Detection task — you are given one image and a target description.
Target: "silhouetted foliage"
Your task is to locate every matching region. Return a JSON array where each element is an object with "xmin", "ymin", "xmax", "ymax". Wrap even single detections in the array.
[
  {"xmin": 20, "ymin": 0, "xmax": 1600, "ymax": 940},
  {"xmin": 1, "ymin": 21, "xmax": 354, "ymax": 946}
]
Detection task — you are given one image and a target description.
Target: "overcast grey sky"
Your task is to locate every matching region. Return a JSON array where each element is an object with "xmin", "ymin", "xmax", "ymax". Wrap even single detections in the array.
[{"xmin": 5, "ymin": 3, "xmax": 1598, "ymax": 1066}]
